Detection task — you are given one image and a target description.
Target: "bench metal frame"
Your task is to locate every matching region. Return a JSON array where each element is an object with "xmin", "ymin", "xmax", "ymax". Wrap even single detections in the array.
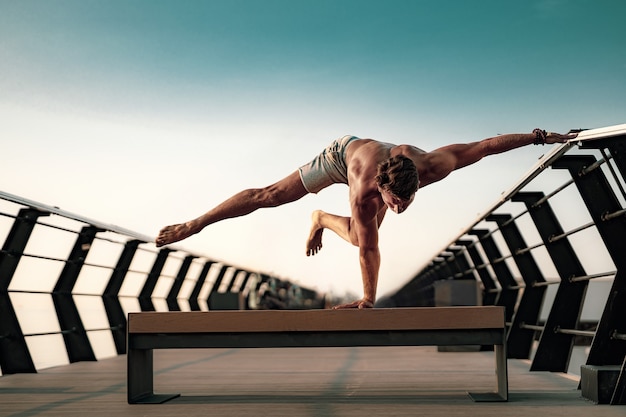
[{"xmin": 127, "ymin": 307, "xmax": 508, "ymax": 404}]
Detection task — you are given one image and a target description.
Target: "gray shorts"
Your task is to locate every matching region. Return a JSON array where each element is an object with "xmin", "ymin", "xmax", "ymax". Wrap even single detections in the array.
[{"xmin": 298, "ymin": 135, "xmax": 360, "ymax": 194}]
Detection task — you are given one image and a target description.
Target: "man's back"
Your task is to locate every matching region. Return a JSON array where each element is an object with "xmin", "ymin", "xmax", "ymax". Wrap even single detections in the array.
[{"xmin": 345, "ymin": 139, "xmax": 428, "ymax": 196}]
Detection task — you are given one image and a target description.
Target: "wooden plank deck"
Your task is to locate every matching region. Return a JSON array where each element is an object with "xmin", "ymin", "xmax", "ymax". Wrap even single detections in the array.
[{"xmin": 0, "ymin": 346, "xmax": 621, "ymax": 417}]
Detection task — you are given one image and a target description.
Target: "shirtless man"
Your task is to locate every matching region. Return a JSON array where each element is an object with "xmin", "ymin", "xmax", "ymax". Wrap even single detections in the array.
[{"xmin": 156, "ymin": 129, "xmax": 577, "ymax": 309}]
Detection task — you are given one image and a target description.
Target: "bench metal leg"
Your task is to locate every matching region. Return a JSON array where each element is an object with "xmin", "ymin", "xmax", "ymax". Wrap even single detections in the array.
[
  {"xmin": 127, "ymin": 347, "xmax": 180, "ymax": 404},
  {"xmin": 467, "ymin": 343, "xmax": 508, "ymax": 402}
]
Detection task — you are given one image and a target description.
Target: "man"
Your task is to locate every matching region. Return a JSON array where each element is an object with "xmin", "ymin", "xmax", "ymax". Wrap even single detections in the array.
[{"xmin": 156, "ymin": 129, "xmax": 578, "ymax": 309}]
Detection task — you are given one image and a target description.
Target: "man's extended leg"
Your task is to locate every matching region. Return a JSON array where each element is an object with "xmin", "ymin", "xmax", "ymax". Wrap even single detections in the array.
[{"xmin": 156, "ymin": 171, "xmax": 308, "ymax": 247}]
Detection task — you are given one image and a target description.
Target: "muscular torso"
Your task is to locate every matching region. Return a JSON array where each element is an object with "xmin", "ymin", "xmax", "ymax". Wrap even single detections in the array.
[
  {"xmin": 342, "ymin": 138, "xmax": 456, "ymax": 229},
  {"xmin": 344, "ymin": 140, "xmax": 417, "ymax": 215},
  {"xmin": 347, "ymin": 138, "xmax": 457, "ymax": 188}
]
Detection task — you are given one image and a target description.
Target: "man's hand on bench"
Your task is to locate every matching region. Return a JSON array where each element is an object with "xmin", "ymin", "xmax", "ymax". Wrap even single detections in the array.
[{"xmin": 332, "ymin": 298, "xmax": 374, "ymax": 309}]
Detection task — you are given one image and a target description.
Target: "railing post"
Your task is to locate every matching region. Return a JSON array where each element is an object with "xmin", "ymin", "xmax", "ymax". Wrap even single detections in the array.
[
  {"xmin": 166, "ymin": 255, "xmax": 196, "ymax": 311},
  {"xmin": 456, "ymin": 239, "xmax": 499, "ymax": 306},
  {"xmin": 449, "ymin": 246, "xmax": 475, "ymax": 281},
  {"xmin": 207, "ymin": 265, "xmax": 232, "ymax": 309},
  {"xmin": 53, "ymin": 225, "xmax": 102, "ymax": 363},
  {"xmin": 551, "ymin": 155, "xmax": 626, "ymax": 370},
  {"xmin": 580, "ymin": 137, "xmax": 626, "ymax": 404},
  {"xmin": 0, "ymin": 208, "xmax": 48, "ymax": 374},
  {"xmin": 468, "ymin": 229, "xmax": 518, "ymax": 323},
  {"xmin": 237, "ymin": 272, "xmax": 254, "ymax": 308},
  {"xmin": 138, "ymin": 248, "xmax": 174, "ymax": 311},
  {"xmin": 487, "ymin": 214, "xmax": 547, "ymax": 359},
  {"xmin": 438, "ymin": 253, "xmax": 456, "ymax": 281},
  {"xmin": 207, "ymin": 265, "xmax": 229, "ymax": 296},
  {"xmin": 512, "ymin": 191, "xmax": 588, "ymax": 372},
  {"xmin": 238, "ymin": 272, "xmax": 253, "ymax": 293},
  {"xmin": 103, "ymin": 239, "xmax": 143, "ymax": 354},
  {"xmin": 225, "ymin": 269, "xmax": 243, "ymax": 292},
  {"xmin": 188, "ymin": 261, "xmax": 214, "ymax": 311}
]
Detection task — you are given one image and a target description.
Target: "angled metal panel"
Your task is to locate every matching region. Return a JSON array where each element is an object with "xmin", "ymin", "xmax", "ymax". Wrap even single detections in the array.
[
  {"xmin": 53, "ymin": 225, "xmax": 102, "ymax": 363},
  {"xmin": 207, "ymin": 265, "xmax": 240, "ymax": 310},
  {"xmin": 456, "ymin": 239, "xmax": 499, "ymax": 306},
  {"xmin": 448, "ymin": 247, "xmax": 474, "ymax": 280},
  {"xmin": 552, "ymin": 155, "xmax": 626, "ymax": 368},
  {"xmin": 138, "ymin": 248, "xmax": 174, "ymax": 311},
  {"xmin": 103, "ymin": 239, "xmax": 142, "ymax": 354},
  {"xmin": 207, "ymin": 265, "xmax": 229, "ymax": 297},
  {"xmin": 189, "ymin": 261, "xmax": 214, "ymax": 311},
  {"xmin": 166, "ymin": 255, "xmax": 196, "ymax": 311},
  {"xmin": 468, "ymin": 229, "xmax": 518, "ymax": 323},
  {"xmin": 0, "ymin": 293, "xmax": 35, "ymax": 374},
  {"xmin": 487, "ymin": 214, "xmax": 547, "ymax": 359},
  {"xmin": 225, "ymin": 269, "xmax": 243, "ymax": 292},
  {"xmin": 512, "ymin": 191, "xmax": 588, "ymax": 372},
  {"xmin": 104, "ymin": 240, "xmax": 143, "ymax": 296},
  {"xmin": 238, "ymin": 272, "xmax": 253, "ymax": 293},
  {"xmin": 0, "ymin": 208, "xmax": 48, "ymax": 373},
  {"xmin": 579, "ymin": 134, "xmax": 626, "ymax": 178},
  {"xmin": 1, "ymin": 208, "xmax": 48, "ymax": 288},
  {"xmin": 438, "ymin": 253, "xmax": 456, "ymax": 281}
]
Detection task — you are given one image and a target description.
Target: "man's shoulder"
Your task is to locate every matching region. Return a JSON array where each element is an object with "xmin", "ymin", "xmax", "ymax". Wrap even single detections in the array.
[
  {"xmin": 395, "ymin": 143, "xmax": 428, "ymax": 157},
  {"xmin": 415, "ymin": 149, "xmax": 457, "ymax": 187},
  {"xmin": 348, "ymin": 139, "xmax": 394, "ymax": 164}
]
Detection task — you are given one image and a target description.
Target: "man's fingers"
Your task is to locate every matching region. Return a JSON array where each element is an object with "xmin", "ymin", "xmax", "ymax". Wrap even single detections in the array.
[{"xmin": 545, "ymin": 132, "xmax": 578, "ymax": 144}]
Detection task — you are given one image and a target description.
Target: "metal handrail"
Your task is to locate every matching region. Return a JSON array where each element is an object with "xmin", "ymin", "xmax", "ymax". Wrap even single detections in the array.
[{"xmin": 0, "ymin": 190, "xmax": 154, "ymax": 242}]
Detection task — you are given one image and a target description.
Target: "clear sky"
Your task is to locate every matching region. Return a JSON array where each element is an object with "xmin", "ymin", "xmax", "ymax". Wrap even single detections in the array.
[{"xmin": 1, "ymin": 0, "xmax": 625, "ymax": 300}]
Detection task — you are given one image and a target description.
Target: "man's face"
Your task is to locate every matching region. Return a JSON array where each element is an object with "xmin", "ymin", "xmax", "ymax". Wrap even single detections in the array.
[{"xmin": 379, "ymin": 188, "xmax": 415, "ymax": 214}]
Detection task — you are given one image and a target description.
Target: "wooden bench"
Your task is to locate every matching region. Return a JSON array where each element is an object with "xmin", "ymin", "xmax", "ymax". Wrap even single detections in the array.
[{"xmin": 127, "ymin": 306, "xmax": 508, "ymax": 403}]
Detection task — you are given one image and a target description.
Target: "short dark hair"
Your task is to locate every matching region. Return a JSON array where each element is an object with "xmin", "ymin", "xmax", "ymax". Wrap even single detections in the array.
[{"xmin": 375, "ymin": 155, "xmax": 419, "ymax": 200}]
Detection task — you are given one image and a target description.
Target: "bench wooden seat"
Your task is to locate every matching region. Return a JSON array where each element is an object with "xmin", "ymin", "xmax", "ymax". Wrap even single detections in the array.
[{"xmin": 127, "ymin": 306, "xmax": 508, "ymax": 404}]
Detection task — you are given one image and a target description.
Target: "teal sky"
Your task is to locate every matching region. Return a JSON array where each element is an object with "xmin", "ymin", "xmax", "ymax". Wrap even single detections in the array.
[{"xmin": 1, "ymin": 0, "xmax": 625, "ymax": 298}]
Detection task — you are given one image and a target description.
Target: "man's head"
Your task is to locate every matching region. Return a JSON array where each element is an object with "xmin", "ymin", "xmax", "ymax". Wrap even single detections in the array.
[{"xmin": 375, "ymin": 155, "xmax": 419, "ymax": 213}]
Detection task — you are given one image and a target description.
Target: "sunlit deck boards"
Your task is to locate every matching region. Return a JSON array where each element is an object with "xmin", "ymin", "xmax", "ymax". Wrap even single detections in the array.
[{"xmin": 1, "ymin": 346, "xmax": 620, "ymax": 417}]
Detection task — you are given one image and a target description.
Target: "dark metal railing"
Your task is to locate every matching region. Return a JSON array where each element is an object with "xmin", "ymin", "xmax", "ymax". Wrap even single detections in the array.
[
  {"xmin": 384, "ymin": 124, "xmax": 626, "ymax": 403},
  {"xmin": 0, "ymin": 190, "xmax": 323, "ymax": 376}
]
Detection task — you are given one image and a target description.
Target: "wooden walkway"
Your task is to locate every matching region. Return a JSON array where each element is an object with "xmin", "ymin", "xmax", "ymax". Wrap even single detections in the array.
[{"xmin": 0, "ymin": 346, "xmax": 622, "ymax": 417}]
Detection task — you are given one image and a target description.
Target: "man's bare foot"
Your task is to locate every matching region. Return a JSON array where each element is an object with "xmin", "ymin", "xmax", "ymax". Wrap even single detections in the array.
[
  {"xmin": 332, "ymin": 299, "xmax": 374, "ymax": 309},
  {"xmin": 155, "ymin": 223, "xmax": 195, "ymax": 247},
  {"xmin": 306, "ymin": 210, "xmax": 324, "ymax": 256}
]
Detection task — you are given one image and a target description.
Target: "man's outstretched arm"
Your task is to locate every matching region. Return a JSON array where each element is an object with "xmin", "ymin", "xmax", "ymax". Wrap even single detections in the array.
[
  {"xmin": 441, "ymin": 129, "xmax": 577, "ymax": 170},
  {"xmin": 422, "ymin": 129, "xmax": 579, "ymax": 184}
]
